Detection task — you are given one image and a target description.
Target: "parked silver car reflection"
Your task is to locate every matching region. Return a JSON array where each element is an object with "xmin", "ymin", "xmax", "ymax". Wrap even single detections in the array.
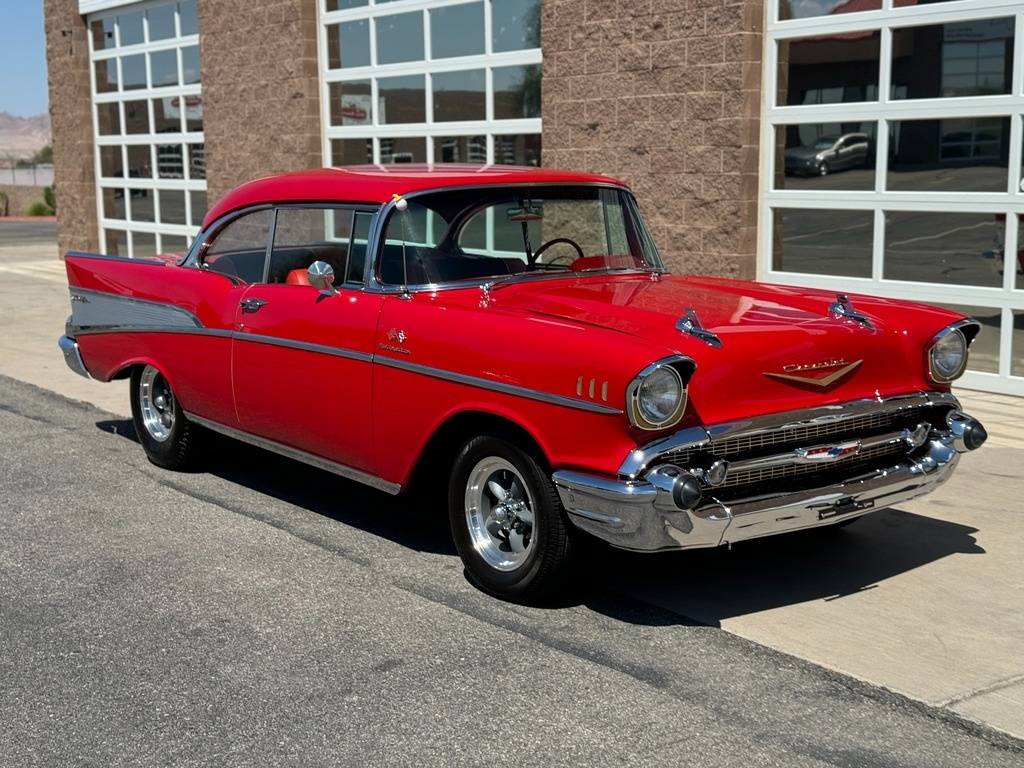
[{"xmin": 785, "ymin": 133, "xmax": 871, "ymax": 176}]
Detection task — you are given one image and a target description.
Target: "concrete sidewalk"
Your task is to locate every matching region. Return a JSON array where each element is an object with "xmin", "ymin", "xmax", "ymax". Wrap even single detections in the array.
[{"xmin": 1, "ymin": 223, "xmax": 1022, "ymax": 741}]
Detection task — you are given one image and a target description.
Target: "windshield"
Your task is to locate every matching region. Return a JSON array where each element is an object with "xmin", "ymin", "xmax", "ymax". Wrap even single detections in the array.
[{"xmin": 377, "ymin": 186, "xmax": 663, "ymax": 287}]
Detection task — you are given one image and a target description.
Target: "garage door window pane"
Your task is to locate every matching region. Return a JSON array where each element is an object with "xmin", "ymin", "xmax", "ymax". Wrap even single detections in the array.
[
  {"xmin": 133, "ymin": 232, "xmax": 157, "ymax": 259},
  {"xmin": 127, "ymin": 145, "xmax": 152, "ymax": 178},
  {"xmin": 329, "ymin": 81, "xmax": 373, "ymax": 126},
  {"xmin": 181, "ymin": 46, "xmax": 200, "ymax": 84},
  {"xmin": 327, "ymin": 20, "xmax": 370, "ymax": 69},
  {"xmin": 150, "ymin": 49, "xmax": 178, "ymax": 87},
  {"xmin": 891, "ymin": 18, "xmax": 1013, "ymax": 100},
  {"xmin": 376, "ymin": 13, "xmax": 424, "ymax": 65},
  {"xmin": 124, "ymin": 100, "xmax": 150, "ymax": 134},
  {"xmin": 494, "ymin": 134, "xmax": 541, "ymax": 166},
  {"xmin": 431, "ymin": 3, "xmax": 484, "ymax": 59},
  {"xmin": 778, "ymin": 32, "xmax": 880, "ymax": 106},
  {"xmin": 121, "ymin": 54, "xmax": 147, "ymax": 90},
  {"xmin": 380, "ymin": 137, "xmax": 425, "ymax": 163},
  {"xmin": 92, "ymin": 17, "xmax": 115, "ymax": 50},
  {"xmin": 884, "ymin": 211, "xmax": 1002, "ymax": 287},
  {"xmin": 132, "ymin": 191, "xmax": 155, "ymax": 222},
  {"xmin": 779, "ymin": 123, "xmax": 875, "ymax": 190},
  {"xmin": 118, "ymin": 11, "xmax": 144, "ymax": 46},
  {"xmin": 325, "ymin": 0, "xmax": 368, "ymax": 9},
  {"xmin": 1014, "ymin": 312, "xmax": 1024, "ymax": 377},
  {"xmin": 157, "ymin": 143, "xmax": 184, "ymax": 178},
  {"xmin": 188, "ymin": 143, "xmax": 205, "ymax": 179},
  {"xmin": 103, "ymin": 188, "xmax": 126, "ymax": 220},
  {"xmin": 148, "ymin": 4, "xmax": 176, "ymax": 41},
  {"xmin": 888, "ymin": 118, "xmax": 1009, "ymax": 192},
  {"xmin": 492, "ymin": 0, "xmax": 540, "ymax": 52},
  {"xmin": 153, "ymin": 98, "xmax": 181, "ymax": 133},
  {"xmin": 433, "ymin": 70, "xmax": 485, "ymax": 122},
  {"xmin": 779, "ymin": 0, "xmax": 879, "ymax": 20},
  {"xmin": 331, "ymin": 139, "xmax": 373, "ymax": 165},
  {"xmin": 936, "ymin": 304, "xmax": 1000, "ymax": 373},
  {"xmin": 95, "ymin": 60, "xmax": 118, "ymax": 93},
  {"xmin": 179, "ymin": 0, "xmax": 198, "ymax": 36},
  {"xmin": 773, "ymin": 209, "xmax": 873, "ymax": 277},
  {"xmin": 493, "ymin": 65, "xmax": 541, "ymax": 119},
  {"xmin": 434, "ymin": 135, "xmax": 487, "ymax": 163},
  {"xmin": 100, "ymin": 146, "xmax": 124, "ymax": 177},
  {"xmin": 190, "ymin": 190, "xmax": 208, "ymax": 226},
  {"xmin": 105, "ymin": 229, "xmax": 128, "ymax": 256},
  {"xmin": 378, "ymin": 75, "xmax": 425, "ymax": 124},
  {"xmin": 158, "ymin": 189, "xmax": 187, "ymax": 224}
]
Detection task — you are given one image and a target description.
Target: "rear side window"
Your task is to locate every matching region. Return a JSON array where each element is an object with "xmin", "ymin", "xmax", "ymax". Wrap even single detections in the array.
[
  {"xmin": 268, "ymin": 208, "xmax": 353, "ymax": 285},
  {"xmin": 201, "ymin": 209, "xmax": 272, "ymax": 283}
]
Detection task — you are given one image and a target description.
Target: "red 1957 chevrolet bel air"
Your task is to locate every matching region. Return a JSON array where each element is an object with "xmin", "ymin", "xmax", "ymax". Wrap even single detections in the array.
[{"xmin": 59, "ymin": 165, "xmax": 987, "ymax": 599}]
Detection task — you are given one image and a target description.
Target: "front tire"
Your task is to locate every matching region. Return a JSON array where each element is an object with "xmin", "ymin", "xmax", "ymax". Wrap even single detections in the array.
[
  {"xmin": 448, "ymin": 436, "xmax": 573, "ymax": 601},
  {"xmin": 130, "ymin": 364, "xmax": 200, "ymax": 470}
]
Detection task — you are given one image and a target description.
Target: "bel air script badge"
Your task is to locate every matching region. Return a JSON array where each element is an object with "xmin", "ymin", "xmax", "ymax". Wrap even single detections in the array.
[{"xmin": 763, "ymin": 358, "xmax": 862, "ymax": 387}]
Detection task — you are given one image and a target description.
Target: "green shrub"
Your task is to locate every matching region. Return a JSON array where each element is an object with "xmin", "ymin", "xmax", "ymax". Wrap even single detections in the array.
[
  {"xmin": 43, "ymin": 185, "xmax": 56, "ymax": 214},
  {"xmin": 27, "ymin": 201, "xmax": 52, "ymax": 216}
]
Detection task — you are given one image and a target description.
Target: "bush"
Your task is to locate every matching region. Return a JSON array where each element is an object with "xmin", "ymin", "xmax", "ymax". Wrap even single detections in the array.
[
  {"xmin": 27, "ymin": 201, "xmax": 52, "ymax": 216},
  {"xmin": 44, "ymin": 185, "xmax": 56, "ymax": 214}
]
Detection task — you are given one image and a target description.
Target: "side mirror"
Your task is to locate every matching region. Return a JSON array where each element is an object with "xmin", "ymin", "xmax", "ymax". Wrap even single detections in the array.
[{"xmin": 307, "ymin": 261, "xmax": 337, "ymax": 295}]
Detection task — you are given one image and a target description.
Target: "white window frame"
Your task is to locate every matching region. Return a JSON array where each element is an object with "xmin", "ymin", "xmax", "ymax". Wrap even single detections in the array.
[
  {"xmin": 87, "ymin": 0, "xmax": 207, "ymax": 258},
  {"xmin": 758, "ymin": 0, "xmax": 1024, "ymax": 395},
  {"xmin": 316, "ymin": 0, "xmax": 542, "ymax": 166}
]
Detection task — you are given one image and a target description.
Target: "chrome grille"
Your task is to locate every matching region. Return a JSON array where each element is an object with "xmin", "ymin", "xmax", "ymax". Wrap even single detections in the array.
[
  {"xmin": 661, "ymin": 408, "xmax": 921, "ymax": 467},
  {"xmin": 657, "ymin": 403, "xmax": 941, "ymax": 500},
  {"xmin": 719, "ymin": 442, "xmax": 907, "ymax": 489}
]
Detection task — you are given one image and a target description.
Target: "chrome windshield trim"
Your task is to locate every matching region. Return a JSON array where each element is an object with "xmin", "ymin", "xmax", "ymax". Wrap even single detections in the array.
[
  {"xmin": 183, "ymin": 411, "xmax": 401, "ymax": 495},
  {"xmin": 375, "ymin": 354, "xmax": 623, "ymax": 415},
  {"xmin": 617, "ymin": 391, "xmax": 961, "ymax": 479}
]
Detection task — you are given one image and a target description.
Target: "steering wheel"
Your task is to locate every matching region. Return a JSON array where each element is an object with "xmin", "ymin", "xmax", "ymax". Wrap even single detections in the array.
[{"xmin": 532, "ymin": 237, "xmax": 585, "ymax": 266}]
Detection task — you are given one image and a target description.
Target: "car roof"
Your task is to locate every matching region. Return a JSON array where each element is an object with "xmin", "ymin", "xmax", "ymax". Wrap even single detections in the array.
[{"xmin": 202, "ymin": 164, "xmax": 629, "ymax": 228}]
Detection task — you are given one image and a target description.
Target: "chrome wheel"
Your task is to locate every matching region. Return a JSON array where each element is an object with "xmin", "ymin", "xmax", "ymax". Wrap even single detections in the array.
[
  {"xmin": 464, "ymin": 457, "xmax": 536, "ymax": 572},
  {"xmin": 138, "ymin": 365, "xmax": 175, "ymax": 442}
]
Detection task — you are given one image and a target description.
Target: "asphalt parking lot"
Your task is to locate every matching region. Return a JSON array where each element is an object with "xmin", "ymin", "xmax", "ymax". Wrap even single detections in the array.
[
  {"xmin": 1, "ymin": 219, "xmax": 1023, "ymax": 764},
  {"xmin": 2, "ymin": 375, "xmax": 1022, "ymax": 767}
]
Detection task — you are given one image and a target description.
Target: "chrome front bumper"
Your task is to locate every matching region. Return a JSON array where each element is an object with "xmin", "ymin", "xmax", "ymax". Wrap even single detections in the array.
[
  {"xmin": 553, "ymin": 423, "xmax": 977, "ymax": 553},
  {"xmin": 58, "ymin": 335, "xmax": 91, "ymax": 379}
]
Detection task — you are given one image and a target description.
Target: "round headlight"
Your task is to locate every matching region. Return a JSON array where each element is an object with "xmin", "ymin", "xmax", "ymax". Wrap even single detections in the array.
[
  {"xmin": 929, "ymin": 327, "xmax": 968, "ymax": 382},
  {"xmin": 629, "ymin": 363, "xmax": 686, "ymax": 430}
]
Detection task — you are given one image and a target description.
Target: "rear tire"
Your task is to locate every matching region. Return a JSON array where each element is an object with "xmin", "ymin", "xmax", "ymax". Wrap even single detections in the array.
[
  {"xmin": 448, "ymin": 436, "xmax": 573, "ymax": 601},
  {"xmin": 130, "ymin": 365, "xmax": 200, "ymax": 470}
]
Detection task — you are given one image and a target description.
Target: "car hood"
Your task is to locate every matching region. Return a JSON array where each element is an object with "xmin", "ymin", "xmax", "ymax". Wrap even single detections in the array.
[{"xmin": 487, "ymin": 273, "xmax": 962, "ymax": 425}]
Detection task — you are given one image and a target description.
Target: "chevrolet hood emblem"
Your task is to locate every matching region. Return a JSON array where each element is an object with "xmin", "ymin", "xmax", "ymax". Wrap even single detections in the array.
[{"xmin": 763, "ymin": 359, "xmax": 862, "ymax": 387}]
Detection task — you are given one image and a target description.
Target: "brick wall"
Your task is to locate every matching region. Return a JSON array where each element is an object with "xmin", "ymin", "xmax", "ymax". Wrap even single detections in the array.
[
  {"xmin": 541, "ymin": 0, "xmax": 764, "ymax": 278},
  {"xmin": 0, "ymin": 185, "xmax": 49, "ymax": 217},
  {"xmin": 43, "ymin": 0, "xmax": 99, "ymax": 255},
  {"xmin": 198, "ymin": 0, "xmax": 323, "ymax": 206}
]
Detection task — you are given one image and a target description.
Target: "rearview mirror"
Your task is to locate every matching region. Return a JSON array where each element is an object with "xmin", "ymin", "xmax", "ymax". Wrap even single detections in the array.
[{"xmin": 307, "ymin": 261, "xmax": 337, "ymax": 295}]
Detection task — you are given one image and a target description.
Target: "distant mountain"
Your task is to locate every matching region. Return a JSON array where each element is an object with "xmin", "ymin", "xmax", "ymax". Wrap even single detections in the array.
[{"xmin": 0, "ymin": 112, "xmax": 52, "ymax": 160}]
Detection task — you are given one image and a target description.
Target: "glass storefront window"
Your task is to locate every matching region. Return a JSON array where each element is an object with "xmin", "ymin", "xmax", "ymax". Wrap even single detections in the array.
[
  {"xmin": 121, "ymin": 54, "xmax": 147, "ymax": 90},
  {"xmin": 376, "ymin": 12, "xmax": 424, "ymax": 65},
  {"xmin": 327, "ymin": 20, "xmax": 370, "ymax": 69},
  {"xmin": 777, "ymin": 123, "xmax": 876, "ymax": 190},
  {"xmin": 772, "ymin": 208, "xmax": 873, "ymax": 278},
  {"xmin": 887, "ymin": 117, "xmax": 1009, "ymax": 192},
  {"xmin": 150, "ymin": 49, "xmax": 179, "ymax": 87},
  {"xmin": 492, "ymin": 0, "xmax": 540, "ymax": 52},
  {"xmin": 329, "ymin": 81, "xmax": 373, "ymax": 126},
  {"xmin": 494, "ymin": 134, "xmax": 541, "ymax": 166},
  {"xmin": 434, "ymin": 136, "xmax": 487, "ymax": 163},
  {"xmin": 378, "ymin": 75, "xmax": 426, "ymax": 124},
  {"xmin": 494, "ymin": 65, "xmax": 541, "ymax": 119},
  {"xmin": 1014, "ymin": 312, "xmax": 1024, "ymax": 377},
  {"xmin": 380, "ymin": 137, "xmax": 426, "ymax": 164},
  {"xmin": 433, "ymin": 70, "xmax": 485, "ymax": 122},
  {"xmin": 331, "ymin": 139, "xmax": 374, "ymax": 165}
]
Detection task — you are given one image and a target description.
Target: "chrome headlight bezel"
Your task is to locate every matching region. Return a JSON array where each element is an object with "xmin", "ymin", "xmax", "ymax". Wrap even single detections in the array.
[
  {"xmin": 927, "ymin": 320, "xmax": 979, "ymax": 383},
  {"xmin": 626, "ymin": 356, "xmax": 693, "ymax": 431}
]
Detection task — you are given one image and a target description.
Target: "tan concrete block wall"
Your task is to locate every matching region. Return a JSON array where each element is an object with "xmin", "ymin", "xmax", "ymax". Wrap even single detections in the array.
[
  {"xmin": 198, "ymin": 0, "xmax": 323, "ymax": 207},
  {"xmin": 0, "ymin": 185, "xmax": 50, "ymax": 217},
  {"xmin": 43, "ymin": 0, "xmax": 99, "ymax": 255},
  {"xmin": 541, "ymin": 0, "xmax": 763, "ymax": 278}
]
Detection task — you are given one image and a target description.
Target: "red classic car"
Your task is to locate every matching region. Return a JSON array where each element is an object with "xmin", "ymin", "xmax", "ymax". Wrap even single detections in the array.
[{"xmin": 59, "ymin": 165, "xmax": 987, "ymax": 599}]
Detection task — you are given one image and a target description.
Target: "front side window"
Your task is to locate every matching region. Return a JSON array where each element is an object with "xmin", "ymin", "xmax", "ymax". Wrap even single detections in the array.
[
  {"xmin": 377, "ymin": 186, "xmax": 661, "ymax": 287},
  {"xmin": 268, "ymin": 207, "xmax": 378, "ymax": 287},
  {"xmin": 200, "ymin": 209, "xmax": 272, "ymax": 283}
]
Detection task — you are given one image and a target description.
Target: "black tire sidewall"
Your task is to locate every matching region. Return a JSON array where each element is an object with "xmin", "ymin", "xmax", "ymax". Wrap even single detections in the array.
[
  {"xmin": 130, "ymin": 366, "xmax": 193, "ymax": 469},
  {"xmin": 448, "ymin": 436, "xmax": 567, "ymax": 599}
]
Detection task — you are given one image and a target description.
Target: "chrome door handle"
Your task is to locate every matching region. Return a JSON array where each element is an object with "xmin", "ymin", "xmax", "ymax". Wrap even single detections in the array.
[{"xmin": 240, "ymin": 297, "xmax": 267, "ymax": 313}]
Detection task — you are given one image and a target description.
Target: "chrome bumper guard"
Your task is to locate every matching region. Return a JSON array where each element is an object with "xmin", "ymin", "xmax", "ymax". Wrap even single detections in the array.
[
  {"xmin": 58, "ymin": 335, "xmax": 91, "ymax": 379},
  {"xmin": 553, "ymin": 416, "xmax": 983, "ymax": 553}
]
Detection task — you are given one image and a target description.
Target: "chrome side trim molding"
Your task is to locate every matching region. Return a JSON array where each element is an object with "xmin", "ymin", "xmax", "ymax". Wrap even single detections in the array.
[
  {"xmin": 70, "ymin": 325, "xmax": 235, "ymax": 339},
  {"xmin": 69, "ymin": 287, "xmax": 202, "ymax": 332},
  {"xmin": 233, "ymin": 331, "xmax": 374, "ymax": 363},
  {"xmin": 375, "ymin": 354, "xmax": 623, "ymax": 415},
  {"xmin": 618, "ymin": 391, "xmax": 960, "ymax": 479},
  {"xmin": 183, "ymin": 411, "xmax": 402, "ymax": 495}
]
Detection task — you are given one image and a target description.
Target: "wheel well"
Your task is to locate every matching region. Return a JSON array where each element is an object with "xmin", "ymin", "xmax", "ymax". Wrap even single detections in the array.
[
  {"xmin": 111, "ymin": 363, "xmax": 142, "ymax": 381},
  {"xmin": 406, "ymin": 411, "xmax": 549, "ymax": 501}
]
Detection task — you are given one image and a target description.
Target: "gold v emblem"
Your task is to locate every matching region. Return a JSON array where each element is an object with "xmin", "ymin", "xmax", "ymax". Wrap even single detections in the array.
[{"xmin": 763, "ymin": 360, "xmax": 863, "ymax": 387}]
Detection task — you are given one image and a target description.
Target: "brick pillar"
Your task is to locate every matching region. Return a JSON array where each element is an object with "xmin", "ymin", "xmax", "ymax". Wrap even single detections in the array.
[
  {"xmin": 43, "ymin": 0, "xmax": 99, "ymax": 255},
  {"xmin": 541, "ymin": 0, "xmax": 763, "ymax": 278},
  {"xmin": 198, "ymin": 0, "xmax": 323, "ymax": 204}
]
